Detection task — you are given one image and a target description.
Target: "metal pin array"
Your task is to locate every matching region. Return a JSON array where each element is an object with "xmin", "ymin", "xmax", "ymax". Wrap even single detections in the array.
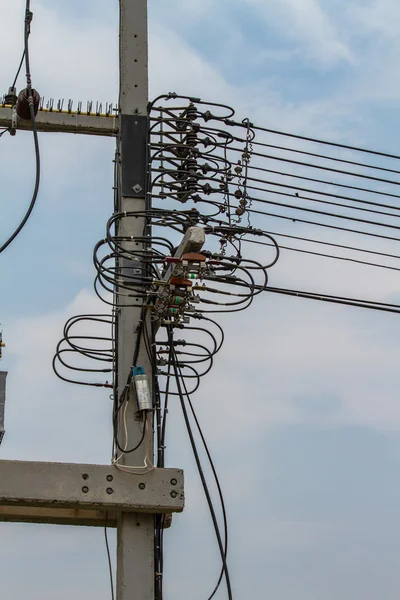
[{"xmin": 1, "ymin": 94, "xmax": 118, "ymax": 116}]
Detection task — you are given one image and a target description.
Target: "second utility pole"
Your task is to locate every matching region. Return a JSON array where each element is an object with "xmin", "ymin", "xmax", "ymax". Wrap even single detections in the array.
[{"xmin": 116, "ymin": 1, "xmax": 154, "ymax": 599}]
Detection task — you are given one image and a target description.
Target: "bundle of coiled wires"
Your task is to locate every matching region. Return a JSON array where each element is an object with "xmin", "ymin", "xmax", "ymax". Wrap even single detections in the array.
[{"xmin": 53, "ymin": 94, "xmax": 281, "ymax": 600}]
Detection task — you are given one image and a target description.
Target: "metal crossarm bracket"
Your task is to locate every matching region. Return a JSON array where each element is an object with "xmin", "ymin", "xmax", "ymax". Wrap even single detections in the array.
[
  {"xmin": 0, "ymin": 460, "xmax": 184, "ymax": 527},
  {"xmin": 163, "ymin": 226, "xmax": 206, "ymax": 283}
]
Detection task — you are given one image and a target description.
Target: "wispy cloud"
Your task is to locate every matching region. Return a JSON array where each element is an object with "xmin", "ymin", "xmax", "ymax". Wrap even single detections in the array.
[{"xmin": 242, "ymin": 0, "xmax": 354, "ymax": 67}]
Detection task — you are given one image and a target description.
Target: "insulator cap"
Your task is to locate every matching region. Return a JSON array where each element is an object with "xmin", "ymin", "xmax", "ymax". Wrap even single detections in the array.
[
  {"xmin": 16, "ymin": 88, "xmax": 40, "ymax": 120},
  {"xmin": 170, "ymin": 277, "xmax": 192, "ymax": 287},
  {"xmin": 181, "ymin": 252, "xmax": 207, "ymax": 263},
  {"xmin": 4, "ymin": 87, "xmax": 17, "ymax": 106}
]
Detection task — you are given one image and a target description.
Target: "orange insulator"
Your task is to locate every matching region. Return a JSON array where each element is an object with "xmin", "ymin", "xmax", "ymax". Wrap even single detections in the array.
[{"xmin": 181, "ymin": 252, "xmax": 207, "ymax": 262}]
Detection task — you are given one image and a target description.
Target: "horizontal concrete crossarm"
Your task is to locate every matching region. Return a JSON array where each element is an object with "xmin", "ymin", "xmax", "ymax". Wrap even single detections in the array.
[
  {"xmin": 0, "ymin": 460, "xmax": 184, "ymax": 526},
  {"xmin": 0, "ymin": 106, "xmax": 118, "ymax": 136}
]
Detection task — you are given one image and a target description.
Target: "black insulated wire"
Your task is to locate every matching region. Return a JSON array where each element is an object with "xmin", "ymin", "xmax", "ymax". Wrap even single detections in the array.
[{"xmin": 0, "ymin": 2, "xmax": 40, "ymax": 255}]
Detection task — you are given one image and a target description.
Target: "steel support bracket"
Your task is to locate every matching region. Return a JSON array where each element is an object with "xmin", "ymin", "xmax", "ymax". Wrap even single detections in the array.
[
  {"xmin": 120, "ymin": 114, "xmax": 148, "ymax": 197},
  {"xmin": 0, "ymin": 460, "xmax": 184, "ymax": 527}
]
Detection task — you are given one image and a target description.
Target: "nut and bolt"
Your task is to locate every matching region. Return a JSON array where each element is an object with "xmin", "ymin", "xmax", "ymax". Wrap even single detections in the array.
[
  {"xmin": 82, "ymin": 473, "xmax": 89, "ymax": 480},
  {"xmin": 106, "ymin": 475, "xmax": 114, "ymax": 482},
  {"xmin": 170, "ymin": 491, "xmax": 178, "ymax": 499},
  {"xmin": 82, "ymin": 486, "xmax": 89, "ymax": 494},
  {"xmin": 106, "ymin": 488, "xmax": 114, "ymax": 495},
  {"xmin": 138, "ymin": 482, "xmax": 146, "ymax": 490},
  {"xmin": 170, "ymin": 478, "xmax": 177, "ymax": 486}
]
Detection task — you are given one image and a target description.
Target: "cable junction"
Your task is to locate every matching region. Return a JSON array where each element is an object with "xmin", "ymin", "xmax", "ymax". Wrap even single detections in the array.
[{"xmin": 50, "ymin": 92, "xmax": 400, "ymax": 599}]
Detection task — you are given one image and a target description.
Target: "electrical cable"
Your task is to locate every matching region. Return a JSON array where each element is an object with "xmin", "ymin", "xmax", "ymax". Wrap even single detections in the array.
[
  {"xmin": 262, "ymin": 229, "xmax": 400, "ymax": 262},
  {"xmin": 247, "ymin": 206, "xmax": 400, "ymax": 243},
  {"xmin": 172, "ymin": 347, "xmax": 232, "ymax": 600},
  {"xmin": 264, "ymin": 286, "xmax": 400, "ymax": 314},
  {"xmin": 182, "ymin": 371, "xmax": 228, "ymax": 600},
  {"xmin": 238, "ymin": 121, "xmax": 400, "ymax": 161},
  {"xmin": 242, "ymin": 236, "xmax": 400, "ymax": 272},
  {"xmin": 250, "ymin": 138, "xmax": 400, "ymax": 176},
  {"xmin": 104, "ymin": 513, "xmax": 115, "ymax": 600},
  {"xmin": 51, "ymin": 90, "xmax": 400, "ymax": 600},
  {"xmin": 0, "ymin": 2, "xmax": 40, "ymax": 255},
  {"xmin": 11, "ymin": 49, "xmax": 26, "ymax": 89}
]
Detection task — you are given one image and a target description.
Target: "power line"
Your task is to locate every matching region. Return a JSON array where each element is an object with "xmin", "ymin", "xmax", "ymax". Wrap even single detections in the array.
[
  {"xmin": 0, "ymin": 3, "xmax": 40, "ymax": 255},
  {"xmin": 260, "ymin": 229, "xmax": 400, "ymax": 261},
  {"xmin": 264, "ymin": 286, "xmax": 400, "ymax": 314},
  {"xmin": 251, "ymin": 139, "xmax": 400, "ymax": 176},
  {"xmin": 11, "ymin": 49, "xmax": 26, "ymax": 89},
  {"xmin": 243, "ymin": 237, "xmax": 400, "ymax": 272},
  {"xmin": 247, "ymin": 206, "xmax": 400, "ymax": 243},
  {"xmin": 104, "ymin": 513, "xmax": 115, "ymax": 600},
  {"xmin": 240, "ymin": 121, "xmax": 400, "ymax": 161},
  {"xmin": 171, "ymin": 347, "xmax": 232, "ymax": 600},
  {"xmin": 246, "ymin": 165, "xmax": 400, "ymax": 208},
  {"xmin": 247, "ymin": 193, "xmax": 400, "ymax": 231}
]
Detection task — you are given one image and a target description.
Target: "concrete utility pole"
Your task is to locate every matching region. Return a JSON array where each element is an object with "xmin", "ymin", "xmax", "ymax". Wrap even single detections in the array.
[
  {"xmin": 0, "ymin": 2, "xmax": 185, "ymax": 598},
  {"xmin": 116, "ymin": 1, "xmax": 155, "ymax": 598}
]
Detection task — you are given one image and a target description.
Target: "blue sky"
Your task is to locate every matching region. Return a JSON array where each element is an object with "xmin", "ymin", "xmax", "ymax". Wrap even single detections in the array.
[{"xmin": 1, "ymin": 1, "xmax": 400, "ymax": 599}]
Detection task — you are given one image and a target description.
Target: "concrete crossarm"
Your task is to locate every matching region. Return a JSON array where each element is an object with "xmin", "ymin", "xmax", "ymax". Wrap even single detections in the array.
[
  {"xmin": 0, "ymin": 106, "xmax": 118, "ymax": 136},
  {"xmin": 0, "ymin": 460, "xmax": 184, "ymax": 526}
]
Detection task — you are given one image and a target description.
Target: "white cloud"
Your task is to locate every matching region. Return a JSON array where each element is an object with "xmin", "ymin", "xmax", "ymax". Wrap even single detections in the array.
[
  {"xmin": 242, "ymin": 0, "xmax": 354, "ymax": 67},
  {"xmin": 350, "ymin": 0, "xmax": 400, "ymax": 38},
  {"xmin": 0, "ymin": 1, "xmax": 118, "ymax": 102},
  {"xmin": 2, "ymin": 1, "xmax": 400, "ymax": 599},
  {"xmin": 2, "ymin": 289, "xmax": 113, "ymax": 464}
]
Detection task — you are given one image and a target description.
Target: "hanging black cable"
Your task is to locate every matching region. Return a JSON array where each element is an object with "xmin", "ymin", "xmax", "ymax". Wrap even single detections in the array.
[
  {"xmin": 104, "ymin": 513, "xmax": 115, "ymax": 600},
  {"xmin": 0, "ymin": 3, "xmax": 40, "ymax": 255},
  {"xmin": 11, "ymin": 50, "xmax": 26, "ymax": 89},
  {"xmin": 171, "ymin": 347, "xmax": 233, "ymax": 600}
]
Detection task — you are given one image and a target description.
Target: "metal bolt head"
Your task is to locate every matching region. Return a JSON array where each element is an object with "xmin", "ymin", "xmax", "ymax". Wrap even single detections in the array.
[
  {"xmin": 133, "ymin": 183, "xmax": 143, "ymax": 193},
  {"xmin": 82, "ymin": 486, "xmax": 89, "ymax": 494},
  {"xmin": 106, "ymin": 475, "xmax": 113, "ymax": 482},
  {"xmin": 170, "ymin": 491, "xmax": 178, "ymax": 499},
  {"xmin": 170, "ymin": 478, "xmax": 177, "ymax": 486},
  {"xmin": 106, "ymin": 488, "xmax": 114, "ymax": 495},
  {"xmin": 82, "ymin": 473, "xmax": 89, "ymax": 480},
  {"xmin": 138, "ymin": 482, "xmax": 146, "ymax": 490}
]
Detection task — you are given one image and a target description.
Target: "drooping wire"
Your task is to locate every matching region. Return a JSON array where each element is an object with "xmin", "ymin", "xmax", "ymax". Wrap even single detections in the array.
[
  {"xmin": 0, "ymin": 2, "xmax": 40, "ymax": 255},
  {"xmin": 171, "ymin": 346, "xmax": 233, "ymax": 600},
  {"xmin": 11, "ymin": 50, "xmax": 26, "ymax": 89},
  {"xmin": 104, "ymin": 513, "xmax": 115, "ymax": 600}
]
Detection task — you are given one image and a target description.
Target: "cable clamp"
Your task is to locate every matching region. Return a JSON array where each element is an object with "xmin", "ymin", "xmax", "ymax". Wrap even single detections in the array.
[{"xmin": 10, "ymin": 105, "xmax": 18, "ymax": 136}]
